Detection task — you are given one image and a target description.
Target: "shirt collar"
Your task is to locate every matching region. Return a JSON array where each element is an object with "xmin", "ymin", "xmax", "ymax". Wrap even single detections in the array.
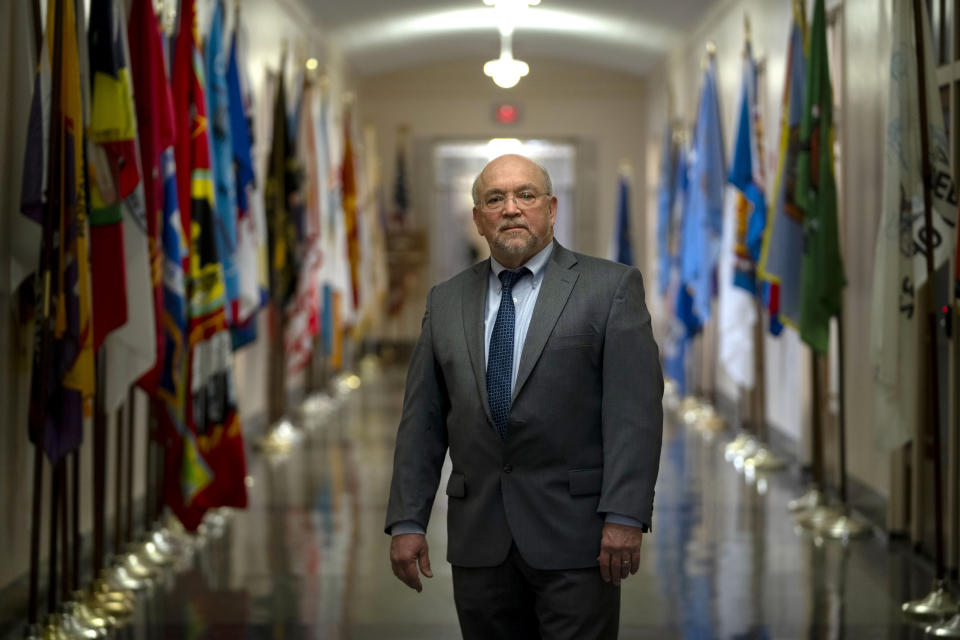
[{"xmin": 489, "ymin": 240, "xmax": 554, "ymax": 281}]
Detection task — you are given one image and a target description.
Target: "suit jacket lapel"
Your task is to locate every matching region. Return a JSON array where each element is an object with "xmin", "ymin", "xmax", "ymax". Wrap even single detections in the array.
[
  {"xmin": 462, "ymin": 260, "xmax": 494, "ymax": 425},
  {"xmin": 513, "ymin": 244, "xmax": 578, "ymax": 402}
]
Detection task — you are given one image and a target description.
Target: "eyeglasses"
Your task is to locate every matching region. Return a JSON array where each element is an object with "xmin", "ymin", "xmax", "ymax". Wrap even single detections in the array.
[{"xmin": 477, "ymin": 191, "xmax": 548, "ymax": 213}]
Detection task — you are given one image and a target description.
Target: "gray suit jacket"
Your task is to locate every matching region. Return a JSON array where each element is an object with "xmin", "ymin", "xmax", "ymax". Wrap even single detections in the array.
[{"xmin": 385, "ymin": 241, "xmax": 663, "ymax": 570}]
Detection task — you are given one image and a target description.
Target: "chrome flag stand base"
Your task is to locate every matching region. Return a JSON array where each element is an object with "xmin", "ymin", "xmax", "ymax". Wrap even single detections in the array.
[
  {"xmin": 724, "ymin": 433, "xmax": 754, "ymax": 461},
  {"xmin": 679, "ymin": 396, "xmax": 704, "ymax": 426},
  {"xmin": 744, "ymin": 447, "xmax": 786, "ymax": 472},
  {"xmin": 794, "ymin": 504, "xmax": 844, "ymax": 532},
  {"xmin": 903, "ymin": 580, "xmax": 959, "ymax": 622},
  {"xmin": 56, "ymin": 604, "xmax": 105, "ymax": 639},
  {"xmin": 255, "ymin": 418, "xmax": 301, "ymax": 455},
  {"xmin": 818, "ymin": 512, "xmax": 871, "ymax": 541},
  {"xmin": 927, "ymin": 609, "xmax": 960, "ymax": 637},
  {"xmin": 788, "ymin": 488, "xmax": 825, "ymax": 513}
]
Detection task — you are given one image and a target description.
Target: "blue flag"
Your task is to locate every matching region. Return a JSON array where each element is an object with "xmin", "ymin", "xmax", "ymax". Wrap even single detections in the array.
[
  {"xmin": 663, "ymin": 145, "xmax": 698, "ymax": 395},
  {"xmin": 204, "ymin": 0, "xmax": 239, "ymax": 325},
  {"xmin": 656, "ymin": 125, "xmax": 676, "ymax": 296},
  {"xmin": 681, "ymin": 57, "xmax": 726, "ymax": 323},
  {"xmin": 611, "ymin": 176, "xmax": 633, "ymax": 266},
  {"xmin": 727, "ymin": 42, "xmax": 767, "ymax": 294},
  {"xmin": 759, "ymin": 8, "xmax": 807, "ymax": 329},
  {"xmin": 227, "ymin": 15, "xmax": 260, "ymax": 350}
]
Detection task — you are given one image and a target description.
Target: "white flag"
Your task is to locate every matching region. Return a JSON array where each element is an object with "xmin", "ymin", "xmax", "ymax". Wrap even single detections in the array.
[
  {"xmin": 870, "ymin": 0, "xmax": 956, "ymax": 449},
  {"xmin": 718, "ymin": 189, "xmax": 757, "ymax": 390}
]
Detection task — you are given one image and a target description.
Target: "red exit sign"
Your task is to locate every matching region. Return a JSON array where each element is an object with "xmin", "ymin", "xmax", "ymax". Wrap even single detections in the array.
[{"xmin": 493, "ymin": 103, "xmax": 521, "ymax": 124}]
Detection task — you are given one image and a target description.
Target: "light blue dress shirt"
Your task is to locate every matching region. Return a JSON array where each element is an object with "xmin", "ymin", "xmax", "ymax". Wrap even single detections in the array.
[
  {"xmin": 392, "ymin": 241, "xmax": 644, "ymax": 535},
  {"xmin": 484, "ymin": 242, "xmax": 554, "ymax": 391}
]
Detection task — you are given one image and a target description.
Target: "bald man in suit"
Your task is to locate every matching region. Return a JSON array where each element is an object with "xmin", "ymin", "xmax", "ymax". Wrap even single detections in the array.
[{"xmin": 385, "ymin": 154, "xmax": 663, "ymax": 639}]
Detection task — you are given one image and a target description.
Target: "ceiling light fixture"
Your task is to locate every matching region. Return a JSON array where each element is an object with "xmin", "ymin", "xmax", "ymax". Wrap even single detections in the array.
[
  {"xmin": 484, "ymin": 36, "xmax": 529, "ymax": 88},
  {"xmin": 482, "ymin": 0, "xmax": 537, "ymax": 89}
]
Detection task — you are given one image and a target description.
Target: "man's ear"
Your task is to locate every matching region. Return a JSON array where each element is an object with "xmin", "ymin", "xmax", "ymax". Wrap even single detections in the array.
[{"xmin": 472, "ymin": 207, "xmax": 483, "ymax": 235}]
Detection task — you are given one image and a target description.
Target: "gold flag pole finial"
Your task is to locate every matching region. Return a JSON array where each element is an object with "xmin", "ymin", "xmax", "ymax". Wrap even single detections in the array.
[
  {"xmin": 792, "ymin": 0, "xmax": 806, "ymax": 22},
  {"xmin": 744, "ymin": 13, "xmax": 751, "ymax": 53},
  {"xmin": 702, "ymin": 41, "xmax": 717, "ymax": 70}
]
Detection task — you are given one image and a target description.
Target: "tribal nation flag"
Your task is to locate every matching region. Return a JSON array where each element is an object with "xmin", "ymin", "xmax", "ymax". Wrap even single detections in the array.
[
  {"xmin": 265, "ymin": 66, "xmax": 299, "ymax": 311},
  {"xmin": 387, "ymin": 140, "xmax": 410, "ymax": 315},
  {"xmin": 870, "ymin": 0, "xmax": 957, "ymax": 449},
  {"xmin": 610, "ymin": 174, "xmax": 633, "ymax": 266},
  {"xmin": 286, "ymin": 78, "xmax": 324, "ymax": 376},
  {"xmin": 656, "ymin": 124, "xmax": 676, "ymax": 297},
  {"xmin": 128, "ymin": 0, "xmax": 186, "ymax": 409},
  {"xmin": 393, "ymin": 141, "xmax": 410, "ymax": 227},
  {"xmin": 128, "ymin": 0, "xmax": 171, "ymax": 394},
  {"xmin": 205, "ymin": 0, "xmax": 240, "ymax": 326},
  {"xmin": 21, "ymin": 0, "xmax": 94, "ymax": 462},
  {"xmin": 342, "ymin": 109, "xmax": 362, "ymax": 310},
  {"xmin": 681, "ymin": 55, "xmax": 725, "ymax": 323},
  {"xmin": 88, "ymin": 0, "xmax": 157, "ymax": 412},
  {"xmin": 726, "ymin": 41, "xmax": 767, "ymax": 294},
  {"xmin": 759, "ymin": 4, "xmax": 807, "ymax": 329},
  {"xmin": 719, "ymin": 39, "xmax": 765, "ymax": 391},
  {"xmin": 171, "ymin": 0, "xmax": 247, "ymax": 529},
  {"xmin": 227, "ymin": 17, "xmax": 262, "ymax": 348},
  {"xmin": 662, "ymin": 144, "xmax": 698, "ymax": 395},
  {"xmin": 87, "ymin": 0, "xmax": 134, "ymax": 350},
  {"xmin": 796, "ymin": 0, "xmax": 845, "ymax": 355}
]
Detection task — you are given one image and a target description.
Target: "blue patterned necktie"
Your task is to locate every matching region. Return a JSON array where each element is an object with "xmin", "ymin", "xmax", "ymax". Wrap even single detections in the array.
[{"xmin": 487, "ymin": 268, "xmax": 529, "ymax": 439}]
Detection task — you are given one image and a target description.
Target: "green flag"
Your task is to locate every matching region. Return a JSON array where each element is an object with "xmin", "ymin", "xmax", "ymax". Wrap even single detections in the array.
[{"xmin": 796, "ymin": 0, "xmax": 844, "ymax": 354}]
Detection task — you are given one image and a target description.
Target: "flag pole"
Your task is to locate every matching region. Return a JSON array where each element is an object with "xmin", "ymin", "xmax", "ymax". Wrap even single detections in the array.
[
  {"xmin": 144, "ymin": 402, "xmax": 154, "ymax": 532},
  {"xmin": 48, "ymin": 460, "xmax": 61, "ymax": 615},
  {"xmin": 114, "ymin": 406, "xmax": 124, "ymax": 553},
  {"xmin": 92, "ymin": 355, "xmax": 106, "ymax": 577},
  {"xmin": 817, "ymin": 309, "xmax": 869, "ymax": 539},
  {"xmin": 793, "ymin": 351, "xmax": 844, "ymax": 528},
  {"xmin": 125, "ymin": 388, "xmax": 135, "ymax": 544},
  {"xmin": 26, "ymin": 0, "xmax": 65, "ymax": 627},
  {"xmin": 912, "ymin": 0, "xmax": 947, "ymax": 584},
  {"xmin": 71, "ymin": 450, "xmax": 80, "ymax": 591},
  {"xmin": 59, "ymin": 462, "xmax": 69, "ymax": 603},
  {"xmin": 901, "ymin": 0, "xmax": 957, "ymax": 623}
]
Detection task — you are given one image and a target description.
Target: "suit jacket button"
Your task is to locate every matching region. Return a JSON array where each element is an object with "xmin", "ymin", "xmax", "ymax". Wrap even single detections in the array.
[{"xmin": 503, "ymin": 464, "xmax": 513, "ymax": 473}]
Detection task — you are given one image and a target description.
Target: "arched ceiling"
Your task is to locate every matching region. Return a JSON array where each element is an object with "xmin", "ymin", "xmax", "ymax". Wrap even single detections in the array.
[{"xmin": 304, "ymin": 0, "xmax": 720, "ymax": 77}]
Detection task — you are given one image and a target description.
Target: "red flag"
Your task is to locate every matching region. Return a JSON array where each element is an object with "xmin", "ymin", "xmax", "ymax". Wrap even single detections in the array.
[
  {"xmin": 171, "ymin": 0, "xmax": 247, "ymax": 530},
  {"xmin": 128, "ymin": 0, "xmax": 174, "ymax": 393},
  {"xmin": 87, "ymin": 0, "xmax": 140, "ymax": 350}
]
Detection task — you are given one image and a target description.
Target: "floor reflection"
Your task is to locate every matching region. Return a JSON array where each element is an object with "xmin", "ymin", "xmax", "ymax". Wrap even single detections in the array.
[{"xmin": 80, "ymin": 366, "xmax": 944, "ymax": 639}]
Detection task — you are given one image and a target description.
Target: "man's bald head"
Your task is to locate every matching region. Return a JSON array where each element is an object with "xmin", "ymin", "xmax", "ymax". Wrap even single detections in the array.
[{"xmin": 472, "ymin": 154, "xmax": 553, "ymax": 205}]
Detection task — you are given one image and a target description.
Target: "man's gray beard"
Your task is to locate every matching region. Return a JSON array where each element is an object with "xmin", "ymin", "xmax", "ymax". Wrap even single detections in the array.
[{"xmin": 493, "ymin": 235, "xmax": 536, "ymax": 260}]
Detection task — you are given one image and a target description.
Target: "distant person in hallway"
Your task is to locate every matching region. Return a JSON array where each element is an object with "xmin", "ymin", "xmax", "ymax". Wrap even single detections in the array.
[{"xmin": 385, "ymin": 153, "xmax": 663, "ymax": 639}]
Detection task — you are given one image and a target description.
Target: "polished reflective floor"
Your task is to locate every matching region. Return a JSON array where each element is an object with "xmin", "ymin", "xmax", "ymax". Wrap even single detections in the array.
[{"xmin": 13, "ymin": 364, "xmax": 951, "ymax": 639}]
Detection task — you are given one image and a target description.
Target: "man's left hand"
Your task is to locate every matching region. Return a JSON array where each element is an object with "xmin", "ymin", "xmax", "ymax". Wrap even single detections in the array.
[{"xmin": 597, "ymin": 522, "xmax": 643, "ymax": 586}]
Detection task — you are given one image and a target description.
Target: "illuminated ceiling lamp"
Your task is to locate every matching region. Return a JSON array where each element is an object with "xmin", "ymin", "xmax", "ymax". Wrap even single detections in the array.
[{"xmin": 482, "ymin": 0, "xmax": 539, "ymax": 89}]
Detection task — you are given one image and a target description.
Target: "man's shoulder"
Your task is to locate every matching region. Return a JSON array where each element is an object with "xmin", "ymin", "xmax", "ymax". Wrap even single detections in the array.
[
  {"xmin": 429, "ymin": 260, "xmax": 487, "ymax": 297},
  {"xmin": 567, "ymin": 249, "xmax": 635, "ymax": 281}
]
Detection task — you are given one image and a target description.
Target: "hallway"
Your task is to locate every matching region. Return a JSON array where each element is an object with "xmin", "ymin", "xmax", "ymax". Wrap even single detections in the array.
[{"xmin": 71, "ymin": 362, "xmax": 938, "ymax": 640}]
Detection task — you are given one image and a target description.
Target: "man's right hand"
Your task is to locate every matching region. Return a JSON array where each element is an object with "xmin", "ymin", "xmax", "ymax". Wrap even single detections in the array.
[{"xmin": 390, "ymin": 533, "xmax": 433, "ymax": 592}]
